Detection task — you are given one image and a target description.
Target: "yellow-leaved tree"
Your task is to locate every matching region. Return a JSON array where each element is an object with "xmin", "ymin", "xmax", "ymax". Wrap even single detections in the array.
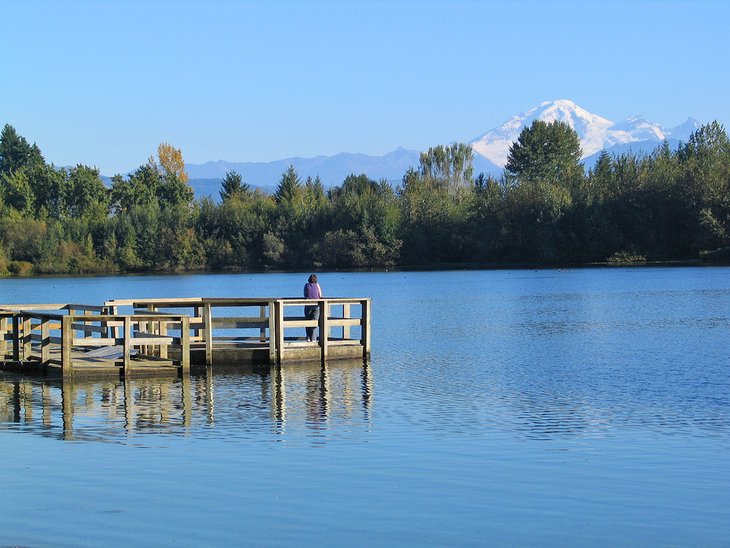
[{"xmin": 157, "ymin": 142, "xmax": 189, "ymax": 184}]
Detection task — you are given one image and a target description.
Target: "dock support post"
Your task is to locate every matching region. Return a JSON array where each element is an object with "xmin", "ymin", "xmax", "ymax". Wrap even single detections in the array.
[
  {"xmin": 362, "ymin": 299, "xmax": 371, "ymax": 359},
  {"xmin": 180, "ymin": 316, "xmax": 190, "ymax": 374},
  {"xmin": 204, "ymin": 303, "xmax": 213, "ymax": 366},
  {"xmin": 61, "ymin": 315, "xmax": 73, "ymax": 376}
]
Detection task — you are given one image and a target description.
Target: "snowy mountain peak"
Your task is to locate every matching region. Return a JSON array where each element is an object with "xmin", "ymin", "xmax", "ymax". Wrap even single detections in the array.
[
  {"xmin": 470, "ymin": 100, "xmax": 697, "ymax": 168},
  {"xmin": 666, "ymin": 117, "xmax": 701, "ymax": 141}
]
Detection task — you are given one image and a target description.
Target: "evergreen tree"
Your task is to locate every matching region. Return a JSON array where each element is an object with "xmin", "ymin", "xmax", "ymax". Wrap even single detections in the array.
[
  {"xmin": 274, "ymin": 165, "xmax": 303, "ymax": 206},
  {"xmin": 506, "ymin": 120, "xmax": 583, "ymax": 182},
  {"xmin": 0, "ymin": 124, "xmax": 44, "ymax": 176},
  {"xmin": 220, "ymin": 170, "xmax": 250, "ymax": 202}
]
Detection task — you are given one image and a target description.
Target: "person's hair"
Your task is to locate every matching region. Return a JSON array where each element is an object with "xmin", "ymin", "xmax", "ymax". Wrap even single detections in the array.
[{"xmin": 308, "ymin": 274, "xmax": 318, "ymax": 283}]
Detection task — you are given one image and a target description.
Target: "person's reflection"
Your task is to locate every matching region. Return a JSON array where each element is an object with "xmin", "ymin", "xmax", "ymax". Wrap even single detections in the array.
[{"xmin": 304, "ymin": 365, "xmax": 327, "ymax": 429}]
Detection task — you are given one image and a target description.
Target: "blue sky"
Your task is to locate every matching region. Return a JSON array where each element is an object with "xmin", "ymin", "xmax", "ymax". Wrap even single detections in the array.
[{"xmin": 2, "ymin": 0, "xmax": 728, "ymax": 175}]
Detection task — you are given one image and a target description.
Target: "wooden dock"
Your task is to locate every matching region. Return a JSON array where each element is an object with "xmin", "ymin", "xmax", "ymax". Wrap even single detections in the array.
[{"xmin": 0, "ymin": 297, "xmax": 371, "ymax": 378}]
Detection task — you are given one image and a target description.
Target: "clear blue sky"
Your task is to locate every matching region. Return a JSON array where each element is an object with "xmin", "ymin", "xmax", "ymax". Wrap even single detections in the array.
[{"xmin": 2, "ymin": 0, "xmax": 728, "ymax": 175}]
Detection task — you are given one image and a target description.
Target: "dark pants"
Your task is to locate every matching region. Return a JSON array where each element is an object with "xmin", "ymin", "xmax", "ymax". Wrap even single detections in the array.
[{"xmin": 305, "ymin": 305, "xmax": 320, "ymax": 341}]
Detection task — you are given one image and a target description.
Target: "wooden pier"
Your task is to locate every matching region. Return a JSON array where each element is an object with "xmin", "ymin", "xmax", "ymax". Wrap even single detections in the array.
[{"xmin": 0, "ymin": 297, "xmax": 371, "ymax": 378}]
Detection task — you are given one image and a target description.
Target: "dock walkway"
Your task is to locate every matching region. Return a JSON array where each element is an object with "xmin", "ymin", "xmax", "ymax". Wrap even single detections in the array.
[{"xmin": 1, "ymin": 297, "xmax": 371, "ymax": 378}]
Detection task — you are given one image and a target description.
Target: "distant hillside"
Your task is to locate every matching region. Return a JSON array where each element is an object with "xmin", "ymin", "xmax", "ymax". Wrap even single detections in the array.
[{"xmin": 185, "ymin": 147, "xmax": 421, "ymax": 191}]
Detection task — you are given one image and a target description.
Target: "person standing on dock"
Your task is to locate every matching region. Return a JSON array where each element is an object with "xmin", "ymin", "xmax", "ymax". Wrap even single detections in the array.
[{"xmin": 304, "ymin": 274, "xmax": 323, "ymax": 342}]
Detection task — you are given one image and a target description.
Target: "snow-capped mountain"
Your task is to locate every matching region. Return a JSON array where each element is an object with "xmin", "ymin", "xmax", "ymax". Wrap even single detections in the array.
[{"xmin": 470, "ymin": 99, "xmax": 700, "ymax": 168}]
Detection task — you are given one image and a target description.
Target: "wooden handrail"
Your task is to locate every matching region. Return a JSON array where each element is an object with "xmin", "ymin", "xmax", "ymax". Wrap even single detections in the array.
[{"xmin": 3, "ymin": 296, "xmax": 371, "ymax": 370}]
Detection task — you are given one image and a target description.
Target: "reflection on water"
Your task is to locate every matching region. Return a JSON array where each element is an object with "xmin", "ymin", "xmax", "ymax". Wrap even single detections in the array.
[
  {"xmin": 0, "ymin": 269, "xmax": 729, "ymax": 545},
  {"xmin": 0, "ymin": 360, "xmax": 373, "ymax": 443}
]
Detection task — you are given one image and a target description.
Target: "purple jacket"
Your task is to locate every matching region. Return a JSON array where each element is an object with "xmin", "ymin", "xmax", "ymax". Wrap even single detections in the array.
[{"xmin": 304, "ymin": 282, "xmax": 322, "ymax": 299}]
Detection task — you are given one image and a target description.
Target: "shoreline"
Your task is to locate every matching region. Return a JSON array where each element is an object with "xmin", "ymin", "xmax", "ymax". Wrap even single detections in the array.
[{"xmin": 1, "ymin": 257, "xmax": 728, "ymax": 280}]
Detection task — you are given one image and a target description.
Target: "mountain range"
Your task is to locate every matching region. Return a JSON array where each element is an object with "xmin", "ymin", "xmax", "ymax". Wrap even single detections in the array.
[{"xmin": 182, "ymin": 99, "xmax": 701, "ymax": 199}]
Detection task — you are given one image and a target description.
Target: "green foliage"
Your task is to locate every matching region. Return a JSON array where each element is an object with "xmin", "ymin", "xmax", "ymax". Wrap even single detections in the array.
[
  {"xmin": 220, "ymin": 170, "xmax": 250, "ymax": 202},
  {"xmin": 398, "ymin": 166, "xmax": 472, "ymax": 264},
  {"xmin": 1, "ymin": 169, "xmax": 34, "ymax": 214},
  {"xmin": 27, "ymin": 162, "xmax": 68, "ymax": 218},
  {"xmin": 274, "ymin": 165, "xmax": 303, "ymax": 206},
  {"xmin": 419, "ymin": 143, "xmax": 474, "ymax": 192},
  {"xmin": 110, "ymin": 165, "xmax": 160, "ymax": 212},
  {"xmin": 2, "ymin": 122, "xmax": 730, "ymax": 275},
  {"xmin": 0, "ymin": 124, "xmax": 44, "ymax": 176},
  {"xmin": 324, "ymin": 174, "xmax": 402, "ymax": 266},
  {"xmin": 66, "ymin": 165, "xmax": 109, "ymax": 218},
  {"xmin": 506, "ymin": 120, "xmax": 583, "ymax": 183}
]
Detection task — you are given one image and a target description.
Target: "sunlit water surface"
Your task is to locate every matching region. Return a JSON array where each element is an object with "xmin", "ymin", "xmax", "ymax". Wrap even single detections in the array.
[{"xmin": 1, "ymin": 268, "xmax": 729, "ymax": 546}]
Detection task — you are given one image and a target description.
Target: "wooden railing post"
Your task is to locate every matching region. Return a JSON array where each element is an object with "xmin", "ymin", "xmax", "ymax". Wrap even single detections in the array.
[
  {"xmin": 320, "ymin": 300, "xmax": 329, "ymax": 361},
  {"xmin": 123, "ymin": 316, "xmax": 132, "ymax": 375},
  {"xmin": 180, "ymin": 316, "xmax": 190, "ymax": 374},
  {"xmin": 40, "ymin": 318, "xmax": 51, "ymax": 366},
  {"xmin": 275, "ymin": 300, "xmax": 284, "ymax": 363},
  {"xmin": 145, "ymin": 305, "xmax": 155, "ymax": 356},
  {"xmin": 193, "ymin": 306, "xmax": 202, "ymax": 342},
  {"xmin": 362, "ymin": 299, "xmax": 371, "ymax": 359},
  {"xmin": 159, "ymin": 319, "xmax": 168, "ymax": 359},
  {"xmin": 0, "ymin": 315, "xmax": 7, "ymax": 357},
  {"xmin": 12, "ymin": 314, "xmax": 20, "ymax": 361},
  {"xmin": 22, "ymin": 315, "xmax": 32, "ymax": 360},
  {"xmin": 61, "ymin": 315, "xmax": 73, "ymax": 376},
  {"xmin": 342, "ymin": 303, "xmax": 351, "ymax": 340},
  {"xmin": 203, "ymin": 303, "xmax": 213, "ymax": 366},
  {"xmin": 268, "ymin": 301, "xmax": 277, "ymax": 364},
  {"xmin": 259, "ymin": 305, "xmax": 267, "ymax": 342}
]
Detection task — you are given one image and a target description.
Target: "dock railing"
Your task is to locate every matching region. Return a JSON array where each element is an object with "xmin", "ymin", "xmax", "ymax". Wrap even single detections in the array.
[
  {"xmin": 1, "ymin": 304, "xmax": 108, "ymax": 360},
  {"xmin": 109, "ymin": 298, "xmax": 278, "ymax": 365},
  {"xmin": 1, "ymin": 305, "xmax": 190, "ymax": 375},
  {"xmin": 2, "ymin": 296, "xmax": 370, "ymax": 373},
  {"xmin": 108, "ymin": 297, "xmax": 371, "ymax": 364},
  {"xmin": 275, "ymin": 298, "xmax": 371, "ymax": 362}
]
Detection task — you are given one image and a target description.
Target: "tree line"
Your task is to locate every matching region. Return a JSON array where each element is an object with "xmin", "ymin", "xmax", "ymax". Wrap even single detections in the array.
[{"xmin": 0, "ymin": 120, "xmax": 728, "ymax": 276}]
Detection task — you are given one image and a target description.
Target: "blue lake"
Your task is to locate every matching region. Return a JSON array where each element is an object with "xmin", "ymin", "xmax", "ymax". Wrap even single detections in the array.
[{"xmin": 1, "ymin": 267, "xmax": 729, "ymax": 546}]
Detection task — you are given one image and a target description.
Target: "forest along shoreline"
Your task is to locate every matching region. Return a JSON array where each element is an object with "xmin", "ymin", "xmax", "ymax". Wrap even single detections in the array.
[{"xmin": 1, "ymin": 120, "xmax": 729, "ymax": 277}]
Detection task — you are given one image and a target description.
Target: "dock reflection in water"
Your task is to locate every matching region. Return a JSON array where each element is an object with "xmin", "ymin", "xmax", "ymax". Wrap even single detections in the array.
[{"xmin": 0, "ymin": 360, "xmax": 373, "ymax": 442}]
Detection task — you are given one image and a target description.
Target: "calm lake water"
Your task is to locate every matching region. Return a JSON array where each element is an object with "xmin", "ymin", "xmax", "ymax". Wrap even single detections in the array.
[{"xmin": 1, "ymin": 267, "xmax": 729, "ymax": 546}]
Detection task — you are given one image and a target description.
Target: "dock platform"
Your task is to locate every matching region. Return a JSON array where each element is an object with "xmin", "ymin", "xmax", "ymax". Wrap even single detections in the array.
[{"xmin": 1, "ymin": 297, "xmax": 371, "ymax": 378}]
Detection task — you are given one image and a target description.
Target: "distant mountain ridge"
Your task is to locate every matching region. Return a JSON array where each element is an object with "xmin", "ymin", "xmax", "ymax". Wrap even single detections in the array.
[
  {"xmin": 180, "ymin": 100, "xmax": 701, "ymax": 198},
  {"xmin": 185, "ymin": 147, "xmax": 422, "ymax": 189}
]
